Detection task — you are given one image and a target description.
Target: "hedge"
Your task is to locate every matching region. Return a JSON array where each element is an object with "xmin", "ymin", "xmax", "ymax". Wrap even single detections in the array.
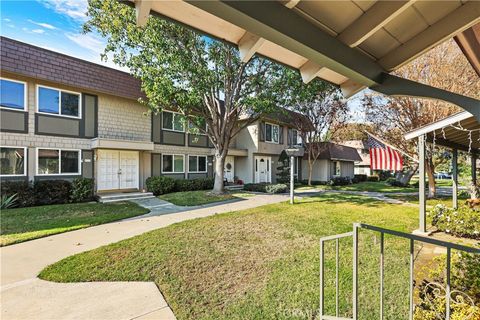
[
  {"xmin": 146, "ymin": 176, "xmax": 215, "ymax": 196},
  {"xmin": 244, "ymin": 183, "xmax": 288, "ymax": 194},
  {"xmin": 430, "ymin": 204, "xmax": 480, "ymax": 239}
]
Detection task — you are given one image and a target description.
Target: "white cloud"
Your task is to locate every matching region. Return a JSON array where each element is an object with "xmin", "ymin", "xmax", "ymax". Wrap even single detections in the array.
[
  {"xmin": 3, "ymin": 18, "xmax": 11, "ymax": 22},
  {"xmin": 28, "ymin": 19, "xmax": 57, "ymax": 30},
  {"xmin": 40, "ymin": 0, "xmax": 89, "ymax": 21},
  {"xmin": 65, "ymin": 32, "xmax": 104, "ymax": 53},
  {"xmin": 32, "ymin": 29, "xmax": 45, "ymax": 34}
]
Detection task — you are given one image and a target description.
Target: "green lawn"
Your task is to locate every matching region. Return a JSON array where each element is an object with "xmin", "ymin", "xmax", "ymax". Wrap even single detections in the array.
[
  {"xmin": 41, "ymin": 194, "xmax": 421, "ymax": 319},
  {"xmin": 0, "ymin": 202, "xmax": 149, "ymax": 246},
  {"xmin": 387, "ymin": 193, "xmax": 469, "ymax": 207},
  {"xmin": 159, "ymin": 190, "xmax": 241, "ymax": 206},
  {"xmin": 296, "ymin": 181, "xmax": 417, "ymax": 193}
]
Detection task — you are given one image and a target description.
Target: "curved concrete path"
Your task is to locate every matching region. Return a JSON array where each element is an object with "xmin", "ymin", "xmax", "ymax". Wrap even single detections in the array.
[{"xmin": 1, "ymin": 194, "xmax": 288, "ymax": 320}]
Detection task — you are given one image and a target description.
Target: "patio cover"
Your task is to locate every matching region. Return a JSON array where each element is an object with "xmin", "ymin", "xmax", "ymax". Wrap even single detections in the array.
[{"xmin": 126, "ymin": 0, "xmax": 480, "ymax": 119}]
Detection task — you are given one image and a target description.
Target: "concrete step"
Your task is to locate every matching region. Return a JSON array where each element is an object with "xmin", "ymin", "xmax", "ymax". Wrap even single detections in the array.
[
  {"xmin": 225, "ymin": 185, "xmax": 244, "ymax": 191},
  {"xmin": 98, "ymin": 192, "xmax": 155, "ymax": 203}
]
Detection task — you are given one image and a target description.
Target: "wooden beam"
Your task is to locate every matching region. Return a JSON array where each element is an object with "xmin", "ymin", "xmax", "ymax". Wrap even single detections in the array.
[
  {"xmin": 299, "ymin": 60, "xmax": 324, "ymax": 84},
  {"xmin": 135, "ymin": 0, "xmax": 152, "ymax": 27},
  {"xmin": 452, "ymin": 148, "xmax": 458, "ymax": 209},
  {"xmin": 472, "ymin": 154, "xmax": 477, "ymax": 185},
  {"xmin": 338, "ymin": 0, "xmax": 415, "ymax": 47},
  {"xmin": 418, "ymin": 134, "xmax": 426, "ymax": 233},
  {"xmin": 238, "ymin": 31, "xmax": 265, "ymax": 62},
  {"xmin": 426, "ymin": 136, "xmax": 479, "ymax": 155},
  {"xmin": 379, "ymin": 1, "xmax": 480, "ymax": 71},
  {"xmin": 340, "ymin": 79, "xmax": 365, "ymax": 98}
]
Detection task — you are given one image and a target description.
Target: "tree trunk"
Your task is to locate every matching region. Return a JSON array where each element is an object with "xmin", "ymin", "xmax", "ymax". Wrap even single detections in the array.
[
  {"xmin": 212, "ymin": 151, "xmax": 226, "ymax": 194},
  {"xmin": 308, "ymin": 160, "xmax": 313, "ymax": 186},
  {"xmin": 396, "ymin": 165, "xmax": 418, "ymax": 186},
  {"xmin": 426, "ymin": 159, "xmax": 436, "ymax": 198}
]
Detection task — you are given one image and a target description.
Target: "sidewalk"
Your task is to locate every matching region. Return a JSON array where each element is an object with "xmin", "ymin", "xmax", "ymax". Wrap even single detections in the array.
[{"xmin": 1, "ymin": 193, "xmax": 288, "ymax": 320}]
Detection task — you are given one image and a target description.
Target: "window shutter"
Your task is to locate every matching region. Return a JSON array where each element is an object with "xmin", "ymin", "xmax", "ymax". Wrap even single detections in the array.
[
  {"xmin": 279, "ymin": 126, "xmax": 284, "ymax": 144},
  {"xmin": 287, "ymin": 129, "xmax": 292, "ymax": 146},
  {"xmin": 259, "ymin": 122, "xmax": 265, "ymax": 142}
]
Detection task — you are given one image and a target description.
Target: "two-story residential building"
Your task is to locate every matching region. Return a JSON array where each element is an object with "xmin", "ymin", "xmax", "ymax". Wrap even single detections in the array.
[{"xmin": 0, "ymin": 37, "xmax": 359, "ymax": 194}]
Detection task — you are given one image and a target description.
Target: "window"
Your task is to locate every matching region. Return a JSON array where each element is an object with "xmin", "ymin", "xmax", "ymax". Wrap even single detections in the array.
[
  {"xmin": 333, "ymin": 161, "xmax": 341, "ymax": 176},
  {"xmin": 265, "ymin": 123, "xmax": 279, "ymax": 143},
  {"xmin": 37, "ymin": 86, "xmax": 80, "ymax": 118},
  {"xmin": 37, "ymin": 148, "xmax": 80, "ymax": 175},
  {"xmin": 189, "ymin": 155, "xmax": 207, "ymax": 173},
  {"xmin": 0, "ymin": 147, "xmax": 26, "ymax": 176},
  {"xmin": 188, "ymin": 118, "xmax": 207, "ymax": 135},
  {"xmin": 1, "ymin": 78, "xmax": 26, "ymax": 111},
  {"xmin": 162, "ymin": 111, "xmax": 185, "ymax": 132},
  {"xmin": 162, "ymin": 154, "xmax": 184, "ymax": 173}
]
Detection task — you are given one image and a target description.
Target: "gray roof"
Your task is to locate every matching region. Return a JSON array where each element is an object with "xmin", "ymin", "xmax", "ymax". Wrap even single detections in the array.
[{"xmin": 303, "ymin": 142, "xmax": 362, "ymax": 162}]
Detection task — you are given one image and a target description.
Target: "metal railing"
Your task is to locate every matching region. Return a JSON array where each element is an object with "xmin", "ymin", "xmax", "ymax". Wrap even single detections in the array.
[{"xmin": 319, "ymin": 223, "xmax": 480, "ymax": 320}]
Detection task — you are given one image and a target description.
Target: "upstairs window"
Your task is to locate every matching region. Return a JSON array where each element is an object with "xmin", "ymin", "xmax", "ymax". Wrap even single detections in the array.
[
  {"xmin": 37, "ymin": 148, "xmax": 80, "ymax": 175},
  {"xmin": 162, "ymin": 111, "xmax": 185, "ymax": 132},
  {"xmin": 265, "ymin": 123, "xmax": 279, "ymax": 143},
  {"xmin": 37, "ymin": 86, "xmax": 81, "ymax": 118},
  {"xmin": 188, "ymin": 118, "xmax": 207, "ymax": 135},
  {"xmin": 0, "ymin": 147, "xmax": 26, "ymax": 176},
  {"xmin": 1, "ymin": 78, "xmax": 26, "ymax": 111}
]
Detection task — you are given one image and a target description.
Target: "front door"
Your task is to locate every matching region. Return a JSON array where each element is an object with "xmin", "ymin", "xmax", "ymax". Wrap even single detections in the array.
[
  {"xmin": 97, "ymin": 150, "xmax": 139, "ymax": 191},
  {"xmin": 224, "ymin": 156, "xmax": 235, "ymax": 182},
  {"xmin": 255, "ymin": 156, "xmax": 271, "ymax": 183}
]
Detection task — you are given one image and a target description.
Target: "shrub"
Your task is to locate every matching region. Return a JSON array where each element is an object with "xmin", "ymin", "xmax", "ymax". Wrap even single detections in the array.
[
  {"xmin": 146, "ymin": 176, "xmax": 176, "ymax": 195},
  {"xmin": 34, "ymin": 180, "xmax": 72, "ymax": 205},
  {"xmin": 429, "ymin": 204, "xmax": 480, "ymax": 239},
  {"xmin": 353, "ymin": 174, "xmax": 367, "ymax": 183},
  {"xmin": 244, "ymin": 183, "xmax": 288, "ymax": 194},
  {"xmin": 174, "ymin": 177, "xmax": 215, "ymax": 192},
  {"xmin": 0, "ymin": 180, "xmax": 35, "ymax": 207},
  {"xmin": 329, "ymin": 176, "xmax": 352, "ymax": 186},
  {"xmin": 377, "ymin": 171, "xmax": 392, "ymax": 181},
  {"xmin": 386, "ymin": 177, "xmax": 408, "ymax": 187},
  {"xmin": 70, "ymin": 178, "xmax": 94, "ymax": 202},
  {"xmin": 0, "ymin": 194, "xmax": 18, "ymax": 209},
  {"xmin": 300, "ymin": 180, "xmax": 328, "ymax": 186},
  {"xmin": 367, "ymin": 175, "xmax": 379, "ymax": 182}
]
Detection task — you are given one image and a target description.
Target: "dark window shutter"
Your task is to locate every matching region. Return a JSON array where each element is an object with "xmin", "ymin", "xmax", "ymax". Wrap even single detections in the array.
[
  {"xmin": 279, "ymin": 126, "xmax": 284, "ymax": 144},
  {"xmin": 287, "ymin": 128, "xmax": 292, "ymax": 146},
  {"xmin": 259, "ymin": 122, "xmax": 265, "ymax": 142}
]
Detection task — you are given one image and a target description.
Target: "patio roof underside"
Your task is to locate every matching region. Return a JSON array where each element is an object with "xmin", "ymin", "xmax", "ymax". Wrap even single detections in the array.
[
  {"xmin": 426, "ymin": 116, "xmax": 480, "ymax": 153},
  {"xmin": 130, "ymin": 0, "xmax": 480, "ymax": 119}
]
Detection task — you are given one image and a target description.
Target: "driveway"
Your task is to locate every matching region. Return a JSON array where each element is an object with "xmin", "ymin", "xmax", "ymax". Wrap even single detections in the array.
[{"xmin": 1, "ymin": 194, "xmax": 288, "ymax": 320}]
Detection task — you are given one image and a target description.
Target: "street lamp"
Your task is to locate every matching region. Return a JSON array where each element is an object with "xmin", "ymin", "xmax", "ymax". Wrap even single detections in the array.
[{"xmin": 285, "ymin": 148, "xmax": 304, "ymax": 204}]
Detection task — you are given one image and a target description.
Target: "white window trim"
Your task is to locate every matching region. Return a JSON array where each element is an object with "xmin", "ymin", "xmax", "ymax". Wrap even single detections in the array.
[
  {"xmin": 161, "ymin": 154, "xmax": 185, "ymax": 174},
  {"xmin": 36, "ymin": 147, "xmax": 81, "ymax": 176},
  {"xmin": 0, "ymin": 146, "xmax": 27, "ymax": 177},
  {"xmin": 36, "ymin": 84, "xmax": 82, "ymax": 119},
  {"xmin": 188, "ymin": 155, "xmax": 207, "ymax": 173},
  {"xmin": 0, "ymin": 77, "xmax": 28, "ymax": 112},
  {"xmin": 265, "ymin": 122, "xmax": 280, "ymax": 144},
  {"xmin": 162, "ymin": 110, "xmax": 185, "ymax": 132}
]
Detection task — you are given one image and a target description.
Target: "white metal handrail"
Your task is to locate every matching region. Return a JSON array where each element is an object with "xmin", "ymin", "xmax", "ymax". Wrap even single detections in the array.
[{"xmin": 319, "ymin": 223, "xmax": 480, "ymax": 320}]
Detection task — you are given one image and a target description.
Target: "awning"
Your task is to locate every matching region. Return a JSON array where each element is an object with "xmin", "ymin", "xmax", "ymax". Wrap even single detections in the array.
[{"xmin": 127, "ymin": 0, "xmax": 480, "ymax": 119}]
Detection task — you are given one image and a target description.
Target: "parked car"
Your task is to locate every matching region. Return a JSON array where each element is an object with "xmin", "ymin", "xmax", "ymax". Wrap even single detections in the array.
[{"xmin": 434, "ymin": 172, "xmax": 451, "ymax": 179}]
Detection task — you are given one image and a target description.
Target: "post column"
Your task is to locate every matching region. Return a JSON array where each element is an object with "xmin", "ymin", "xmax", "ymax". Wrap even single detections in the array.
[
  {"xmin": 418, "ymin": 135, "xmax": 426, "ymax": 233},
  {"xmin": 472, "ymin": 154, "xmax": 477, "ymax": 186},
  {"xmin": 452, "ymin": 149, "xmax": 458, "ymax": 210},
  {"xmin": 290, "ymin": 155, "xmax": 294, "ymax": 204}
]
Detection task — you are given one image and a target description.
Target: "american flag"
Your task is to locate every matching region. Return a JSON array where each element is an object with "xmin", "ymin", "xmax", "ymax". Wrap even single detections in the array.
[{"xmin": 367, "ymin": 134, "xmax": 403, "ymax": 171}]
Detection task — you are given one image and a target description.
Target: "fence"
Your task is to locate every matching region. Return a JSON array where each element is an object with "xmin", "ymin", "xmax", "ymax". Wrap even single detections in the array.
[{"xmin": 319, "ymin": 223, "xmax": 480, "ymax": 320}]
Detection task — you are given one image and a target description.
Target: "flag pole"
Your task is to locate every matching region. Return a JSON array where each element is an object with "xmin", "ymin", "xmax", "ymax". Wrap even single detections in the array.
[{"xmin": 364, "ymin": 131, "xmax": 419, "ymax": 163}]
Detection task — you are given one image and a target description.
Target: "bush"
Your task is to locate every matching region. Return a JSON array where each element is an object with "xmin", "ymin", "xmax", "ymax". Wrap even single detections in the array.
[
  {"xmin": 174, "ymin": 177, "xmax": 215, "ymax": 192},
  {"xmin": 329, "ymin": 176, "xmax": 352, "ymax": 186},
  {"xmin": 377, "ymin": 171, "xmax": 392, "ymax": 181},
  {"xmin": 367, "ymin": 175, "xmax": 380, "ymax": 182},
  {"xmin": 244, "ymin": 183, "xmax": 288, "ymax": 194},
  {"xmin": 300, "ymin": 180, "xmax": 328, "ymax": 186},
  {"xmin": 429, "ymin": 204, "xmax": 480, "ymax": 239},
  {"xmin": 146, "ymin": 176, "xmax": 176, "ymax": 195},
  {"xmin": 70, "ymin": 178, "xmax": 94, "ymax": 202},
  {"xmin": 386, "ymin": 177, "xmax": 408, "ymax": 187},
  {"xmin": 34, "ymin": 180, "xmax": 72, "ymax": 205},
  {"xmin": 0, "ymin": 180, "xmax": 35, "ymax": 207},
  {"xmin": 353, "ymin": 174, "xmax": 367, "ymax": 183}
]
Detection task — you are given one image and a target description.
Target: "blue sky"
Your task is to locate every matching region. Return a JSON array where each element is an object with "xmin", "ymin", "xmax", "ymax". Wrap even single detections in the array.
[
  {"xmin": 1, "ymin": 0, "xmax": 126, "ymax": 70},
  {"xmin": 0, "ymin": 0, "xmax": 365, "ymax": 120}
]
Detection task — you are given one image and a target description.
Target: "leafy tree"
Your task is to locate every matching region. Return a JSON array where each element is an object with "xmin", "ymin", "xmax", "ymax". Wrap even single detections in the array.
[
  {"xmin": 363, "ymin": 40, "xmax": 480, "ymax": 196},
  {"xmin": 290, "ymin": 86, "xmax": 350, "ymax": 186},
  {"xmin": 85, "ymin": 0, "xmax": 304, "ymax": 193}
]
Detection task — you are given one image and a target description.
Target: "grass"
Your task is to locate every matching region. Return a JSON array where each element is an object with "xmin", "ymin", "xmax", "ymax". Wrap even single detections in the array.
[
  {"xmin": 40, "ymin": 194, "xmax": 421, "ymax": 319},
  {"xmin": 387, "ymin": 193, "xmax": 469, "ymax": 207},
  {"xmin": 159, "ymin": 190, "xmax": 241, "ymax": 206},
  {"xmin": 0, "ymin": 202, "xmax": 149, "ymax": 246},
  {"xmin": 296, "ymin": 181, "xmax": 417, "ymax": 193}
]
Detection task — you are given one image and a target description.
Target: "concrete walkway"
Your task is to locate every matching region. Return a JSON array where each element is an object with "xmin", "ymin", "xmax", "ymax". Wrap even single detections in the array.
[{"xmin": 1, "ymin": 193, "xmax": 288, "ymax": 320}]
